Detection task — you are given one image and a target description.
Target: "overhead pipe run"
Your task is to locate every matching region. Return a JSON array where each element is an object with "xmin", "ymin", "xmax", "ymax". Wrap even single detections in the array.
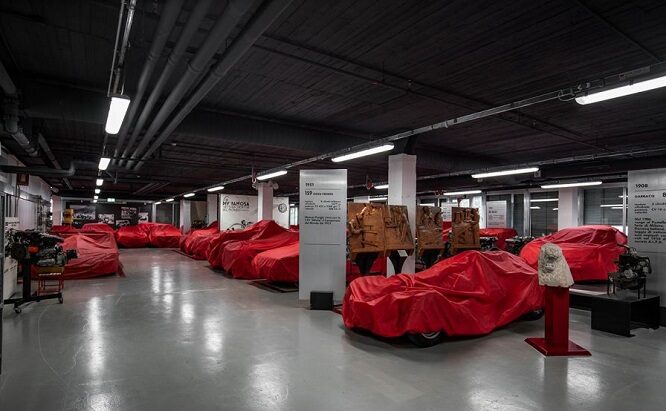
[
  {"xmin": 37, "ymin": 133, "xmax": 73, "ymax": 190},
  {"xmin": 132, "ymin": 0, "xmax": 296, "ymax": 171},
  {"xmin": 113, "ymin": 0, "xmax": 185, "ymax": 165},
  {"xmin": 0, "ymin": 164, "xmax": 75, "ymax": 178},
  {"xmin": 124, "ymin": 0, "xmax": 254, "ymax": 169},
  {"xmin": 3, "ymin": 98, "xmax": 39, "ymax": 157}
]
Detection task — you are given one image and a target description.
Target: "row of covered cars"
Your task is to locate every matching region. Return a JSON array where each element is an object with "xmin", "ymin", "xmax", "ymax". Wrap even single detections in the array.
[{"xmin": 176, "ymin": 221, "xmax": 629, "ymax": 347}]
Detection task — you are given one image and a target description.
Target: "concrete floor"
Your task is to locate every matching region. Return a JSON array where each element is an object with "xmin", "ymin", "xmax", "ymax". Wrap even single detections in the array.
[{"xmin": 1, "ymin": 248, "xmax": 665, "ymax": 410}]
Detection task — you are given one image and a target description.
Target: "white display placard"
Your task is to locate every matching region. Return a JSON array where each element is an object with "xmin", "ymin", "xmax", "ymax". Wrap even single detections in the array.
[
  {"xmin": 486, "ymin": 200, "xmax": 507, "ymax": 228},
  {"xmin": 299, "ymin": 169, "xmax": 347, "ymax": 301},
  {"xmin": 273, "ymin": 197, "xmax": 289, "ymax": 228},
  {"xmin": 219, "ymin": 194, "xmax": 258, "ymax": 230},
  {"xmin": 440, "ymin": 204, "xmax": 453, "ymax": 221},
  {"xmin": 628, "ymin": 168, "xmax": 666, "ymax": 308}
]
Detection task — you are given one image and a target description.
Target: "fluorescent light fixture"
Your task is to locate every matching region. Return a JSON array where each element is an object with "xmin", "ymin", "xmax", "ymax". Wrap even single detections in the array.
[
  {"xmin": 107, "ymin": 198, "xmax": 115, "ymax": 202},
  {"xmin": 207, "ymin": 185, "xmax": 225, "ymax": 192},
  {"xmin": 98, "ymin": 157, "xmax": 111, "ymax": 170},
  {"xmin": 471, "ymin": 167, "xmax": 539, "ymax": 179},
  {"xmin": 93, "ymin": 200, "xmax": 98, "ymax": 203},
  {"xmin": 541, "ymin": 181, "xmax": 602, "ymax": 189},
  {"xmin": 530, "ymin": 198, "xmax": 559, "ymax": 203},
  {"xmin": 289, "ymin": 204, "xmax": 295, "ymax": 207},
  {"xmin": 619, "ymin": 195, "xmax": 628, "ymax": 198},
  {"xmin": 420, "ymin": 203, "xmax": 436, "ymax": 206},
  {"xmin": 104, "ymin": 95, "xmax": 131, "ymax": 134},
  {"xmin": 374, "ymin": 184, "xmax": 389, "ymax": 190},
  {"xmin": 331, "ymin": 144, "xmax": 394, "ymax": 162},
  {"xmin": 600, "ymin": 204, "xmax": 623, "ymax": 208},
  {"xmin": 93, "ymin": 195, "xmax": 98, "ymax": 200},
  {"xmin": 184, "ymin": 193, "xmax": 195, "ymax": 198},
  {"xmin": 165, "ymin": 198, "xmax": 174, "ymax": 202},
  {"xmin": 257, "ymin": 170, "xmax": 287, "ymax": 181},
  {"xmin": 553, "ymin": 208, "xmax": 559, "ymax": 211},
  {"xmin": 442, "ymin": 190, "xmax": 482, "ymax": 196},
  {"xmin": 575, "ymin": 74, "xmax": 666, "ymax": 105},
  {"xmin": 611, "ymin": 206, "xmax": 624, "ymax": 210},
  {"xmin": 369, "ymin": 196, "xmax": 388, "ymax": 201},
  {"xmin": 94, "ymin": 188, "xmax": 101, "ymax": 194},
  {"xmin": 96, "ymin": 178, "xmax": 104, "ymax": 186},
  {"xmin": 530, "ymin": 206, "xmax": 541, "ymax": 210},
  {"xmin": 155, "ymin": 201, "xmax": 162, "ymax": 205}
]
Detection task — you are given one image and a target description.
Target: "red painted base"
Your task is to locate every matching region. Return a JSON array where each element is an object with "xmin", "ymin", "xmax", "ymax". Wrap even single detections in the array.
[{"xmin": 525, "ymin": 337, "xmax": 591, "ymax": 356}]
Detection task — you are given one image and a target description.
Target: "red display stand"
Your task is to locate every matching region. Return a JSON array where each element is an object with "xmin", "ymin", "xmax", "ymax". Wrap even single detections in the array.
[{"xmin": 526, "ymin": 286, "xmax": 591, "ymax": 356}]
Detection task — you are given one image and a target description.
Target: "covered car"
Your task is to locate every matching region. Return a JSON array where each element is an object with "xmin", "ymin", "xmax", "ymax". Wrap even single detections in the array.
[
  {"xmin": 81, "ymin": 222, "xmax": 115, "ymax": 233},
  {"xmin": 58, "ymin": 232, "xmax": 120, "ymax": 279},
  {"xmin": 207, "ymin": 220, "xmax": 287, "ymax": 269},
  {"xmin": 148, "ymin": 223, "xmax": 181, "ymax": 248},
  {"xmin": 180, "ymin": 221, "xmax": 219, "ymax": 255},
  {"xmin": 221, "ymin": 231, "xmax": 299, "ymax": 279},
  {"xmin": 479, "ymin": 228, "xmax": 518, "ymax": 250},
  {"xmin": 115, "ymin": 224, "xmax": 150, "ymax": 248},
  {"xmin": 252, "ymin": 242, "xmax": 299, "ymax": 282},
  {"xmin": 343, "ymin": 250, "xmax": 543, "ymax": 345},
  {"xmin": 520, "ymin": 225, "xmax": 627, "ymax": 281}
]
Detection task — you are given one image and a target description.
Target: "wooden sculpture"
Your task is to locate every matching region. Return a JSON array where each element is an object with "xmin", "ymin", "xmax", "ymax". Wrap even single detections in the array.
[
  {"xmin": 416, "ymin": 206, "xmax": 445, "ymax": 253},
  {"xmin": 383, "ymin": 205, "xmax": 414, "ymax": 253},
  {"xmin": 347, "ymin": 203, "xmax": 415, "ymax": 258},
  {"xmin": 450, "ymin": 207, "xmax": 480, "ymax": 254}
]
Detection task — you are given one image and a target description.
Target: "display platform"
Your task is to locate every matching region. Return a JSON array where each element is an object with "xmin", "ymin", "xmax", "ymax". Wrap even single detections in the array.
[{"xmin": 570, "ymin": 284, "xmax": 660, "ymax": 337}]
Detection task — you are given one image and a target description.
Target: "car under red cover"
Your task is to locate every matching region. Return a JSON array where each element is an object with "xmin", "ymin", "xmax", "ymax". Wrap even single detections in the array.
[
  {"xmin": 520, "ymin": 225, "xmax": 627, "ymax": 281},
  {"xmin": 115, "ymin": 224, "xmax": 150, "ymax": 248},
  {"xmin": 343, "ymin": 250, "xmax": 543, "ymax": 341},
  {"xmin": 56, "ymin": 232, "xmax": 121, "ymax": 279},
  {"xmin": 207, "ymin": 220, "xmax": 287, "ymax": 270},
  {"xmin": 147, "ymin": 223, "xmax": 181, "ymax": 248},
  {"xmin": 221, "ymin": 231, "xmax": 299, "ymax": 279},
  {"xmin": 180, "ymin": 221, "xmax": 219, "ymax": 256}
]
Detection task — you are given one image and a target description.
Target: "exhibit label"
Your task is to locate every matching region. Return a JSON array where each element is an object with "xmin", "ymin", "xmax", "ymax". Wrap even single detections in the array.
[
  {"xmin": 629, "ymin": 169, "xmax": 666, "ymax": 253},
  {"xmin": 486, "ymin": 200, "xmax": 507, "ymax": 228}
]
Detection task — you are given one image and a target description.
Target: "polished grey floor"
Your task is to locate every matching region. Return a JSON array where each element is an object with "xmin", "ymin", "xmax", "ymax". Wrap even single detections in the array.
[{"xmin": 1, "ymin": 248, "xmax": 665, "ymax": 410}]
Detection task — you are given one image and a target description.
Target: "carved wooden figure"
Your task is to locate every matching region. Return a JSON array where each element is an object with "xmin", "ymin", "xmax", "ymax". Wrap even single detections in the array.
[
  {"xmin": 416, "ymin": 205, "xmax": 445, "ymax": 254},
  {"xmin": 450, "ymin": 207, "xmax": 480, "ymax": 254}
]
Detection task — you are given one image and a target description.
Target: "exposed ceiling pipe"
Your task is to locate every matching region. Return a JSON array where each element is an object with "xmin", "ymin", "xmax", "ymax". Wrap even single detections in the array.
[
  {"xmin": 0, "ymin": 163, "xmax": 75, "ymax": 177},
  {"xmin": 124, "ymin": 0, "xmax": 254, "ymax": 169},
  {"xmin": 37, "ymin": 133, "xmax": 73, "ymax": 190},
  {"xmin": 112, "ymin": 0, "xmax": 185, "ymax": 166},
  {"xmin": 117, "ymin": 0, "xmax": 211, "ymax": 167},
  {"xmin": 0, "ymin": 58, "xmax": 17, "ymax": 96},
  {"xmin": 3, "ymin": 98, "xmax": 39, "ymax": 157},
  {"xmin": 131, "ymin": 0, "xmax": 295, "ymax": 171}
]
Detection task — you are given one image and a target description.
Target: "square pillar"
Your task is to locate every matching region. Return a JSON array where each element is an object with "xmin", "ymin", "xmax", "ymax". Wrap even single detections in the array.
[
  {"xmin": 151, "ymin": 203, "xmax": 157, "ymax": 222},
  {"xmin": 207, "ymin": 194, "xmax": 218, "ymax": 225},
  {"xmin": 557, "ymin": 188, "xmax": 580, "ymax": 229},
  {"xmin": 388, "ymin": 153, "xmax": 417, "ymax": 274},
  {"xmin": 180, "ymin": 199, "xmax": 191, "ymax": 232},
  {"xmin": 51, "ymin": 195, "xmax": 62, "ymax": 225},
  {"xmin": 257, "ymin": 182, "xmax": 274, "ymax": 221}
]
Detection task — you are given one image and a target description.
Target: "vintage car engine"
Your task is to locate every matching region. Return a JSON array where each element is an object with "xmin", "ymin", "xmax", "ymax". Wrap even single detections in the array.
[
  {"xmin": 505, "ymin": 236, "xmax": 535, "ymax": 255},
  {"xmin": 608, "ymin": 246, "xmax": 651, "ymax": 297},
  {"xmin": 6, "ymin": 230, "xmax": 77, "ymax": 267}
]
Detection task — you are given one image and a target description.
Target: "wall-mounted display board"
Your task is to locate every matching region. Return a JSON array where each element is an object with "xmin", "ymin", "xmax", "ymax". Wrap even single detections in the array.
[
  {"xmin": 299, "ymin": 169, "xmax": 347, "ymax": 302},
  {"xmin": 628, "ymin": 168, "xmax": 666, "ymax": 316},
  {"xmin": 218, "ymin": 195, "xmax": 290, "ymax": 230},
  {"xmin": 486, "ymin": 200, "xmax": 508, "ymax": 228}
]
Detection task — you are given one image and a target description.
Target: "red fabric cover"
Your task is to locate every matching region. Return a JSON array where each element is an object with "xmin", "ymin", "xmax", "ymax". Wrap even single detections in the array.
[
  {"xmin": 479, "ymin": 228, "xmax": 518, "ymax": 250},
  {"xmin": 189, "ymin": 232, "xmax": 220, "ymax": 260},
  {"xmin": 115, "ymin": 225, "xmax": 150, "ymax": 248},
  {"xmin": 58, "ymin": 232, "xmax": 120, "ymax": 279},
  {"xmin": 343, "ymin": 250, "xmax": 544, "ymax": 338},
  {"xmin": 519, "ymin": 225, "xmax": 627, "ymax": 281},
  {"xmin": 81, "ymin": 222, "xmax": 115, "ymax": 233},
  {"xmin": 180, "ymin": 221, "xmax": 219, "ymax": 254},
  {"xmin": 252, "ymin": 242, "xmax": 300, "ymax": 282},
  {"xmin": 148, "ymin": 223, "xmax": 181, "ymax": 248},
  {"xmin": 221, "ymin": 231, "xmax": 299, "ymax": 278},
  {"xmin": 207, "ymin": 220, "xmax": 287, "ymax": 269},
  {"xmin": 50, "ymin": 225, "xmax": 79, "ymax": 234}
]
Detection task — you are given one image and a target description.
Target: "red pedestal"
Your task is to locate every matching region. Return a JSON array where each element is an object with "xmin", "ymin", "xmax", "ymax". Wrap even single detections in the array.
[{"xmin": 525, "ymin": 286, "xmax": 591, "ymax": 356}]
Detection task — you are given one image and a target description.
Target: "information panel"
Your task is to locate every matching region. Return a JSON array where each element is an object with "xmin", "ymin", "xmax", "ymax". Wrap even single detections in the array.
[
  {"xmin": 486, "ymin": 200, "xmax": 507, "ymax": 228},
  {"xmin": 299, "ymin": 169, "xmax": 347, "ymax": 301}
]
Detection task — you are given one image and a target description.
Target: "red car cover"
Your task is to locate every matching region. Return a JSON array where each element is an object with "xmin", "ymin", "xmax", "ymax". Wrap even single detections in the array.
[
  {"xmin": 250, "ymin": 243, "xmax": 387, "ymax": 283},
  {"xmin": 180, "ymin": 221, "xmax": 219, "ymax": 254},
  {"xmin": 207, "ymin": 220, "xmax": 287, "ymax": 269},
  {"xmin": 520, "ymin": 225, "xmax": 627, "ymax": 281},
  {"xmin": 148, "ymin": 223, "xmax": 181, "ymax": 248},
  {"xmin": 59, "ymin": 232, "xmax": 120, "ymax": 279},
  {"xmin": 115, "ymin": 225, "xmax": 150, "ymax": 248},
  {"xmin": 221, "ymin": 231, "xmax": 299, "ymax": 279},
  {"xmin": 252, "ymin": 242, "xmax": 300, "ymax": 282},
  {"xmin": 479, "ymin": 228, "xmax": 518, "ymax": 250},
  {"xmin": 81, "ymin": 222, "xmax": 115, "ymax": 233},
  {"xmin": 343, "ymin": 250, "xmax": 543, "ymax": 338},
  {"xmin": 50, "ymin": 225, "xmax": 79, "ymax": 234},
  {"xmin": 189, "ymin": 234, "xmax": 218, "ymax": 260}
]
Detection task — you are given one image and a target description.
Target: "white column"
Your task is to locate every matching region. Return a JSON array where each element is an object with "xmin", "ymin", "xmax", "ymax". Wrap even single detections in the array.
[
  {"xmin": 180, "ymin": 199, "xmax": 191, "ymax": 232},
  {"xmin": 557, "ymin": 187, "xmax": 580, "ymax": 229},
  {"xmin": 388, "ymin": 153, "xmax": 417, "ymax": 274},
  {"xmin": 151, "ymin": 203, "xmax": 157, "ymax": 222},
  {"xmin": 207, "ymin": 194, "xmax": 218, "ymax": 225},
  {"xmin": 52, "ymin": 195, "xmax": 62, "ymax": 225},
  {"xmin": 257, "ymin": 182, "xmax": 274, "ymax": 221}
]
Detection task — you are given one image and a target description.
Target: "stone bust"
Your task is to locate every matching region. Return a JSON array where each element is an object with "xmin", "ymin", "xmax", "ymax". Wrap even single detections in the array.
[{"xmin": 537, "ymin": 243, "xmax": 574, "ymax": 288}]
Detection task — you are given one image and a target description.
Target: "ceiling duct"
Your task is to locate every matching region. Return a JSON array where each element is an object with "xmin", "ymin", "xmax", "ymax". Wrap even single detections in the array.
[{"xmin": 125, "ymin": 0, "xmax": 254, "ymax": 169}]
